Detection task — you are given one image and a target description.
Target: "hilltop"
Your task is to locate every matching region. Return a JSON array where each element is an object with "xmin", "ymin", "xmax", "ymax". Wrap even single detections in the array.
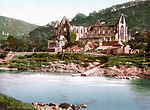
[
  {"xmin": 71, "ymin": 0, "xmax": 150, "ymax": 34},
  {"xmin": 0, "ymin": 16, "xmax": 38, "ymax": 40}
]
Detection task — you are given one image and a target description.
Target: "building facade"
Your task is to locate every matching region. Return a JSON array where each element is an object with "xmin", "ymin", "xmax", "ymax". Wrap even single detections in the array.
[{"xmin": 48, "ymin": 14, "xmax": 129, "ymax": 53}]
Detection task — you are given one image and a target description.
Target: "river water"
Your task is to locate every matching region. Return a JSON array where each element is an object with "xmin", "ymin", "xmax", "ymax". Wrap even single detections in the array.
[{"xmin": 0, "ymin": 72, "xmax": 150, "ymax": 110}]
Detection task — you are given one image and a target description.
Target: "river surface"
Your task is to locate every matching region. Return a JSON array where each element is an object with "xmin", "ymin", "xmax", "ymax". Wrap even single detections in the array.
[{"xmin": 0, "ymin": 72, "xmax": 150, "ymax": 110}]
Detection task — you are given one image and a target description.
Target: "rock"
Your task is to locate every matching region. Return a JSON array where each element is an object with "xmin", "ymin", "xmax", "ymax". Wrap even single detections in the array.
[
  {"xmin": 79, "ymin": 104, "xmax": 87, "ymax": 108},
  {"xmin": 32, "ymin": 102, "xmax": 87, "ymax": 110},
  {"xmin": 59, "ymin": 103, "xmax": 71, "ymax": 109}
]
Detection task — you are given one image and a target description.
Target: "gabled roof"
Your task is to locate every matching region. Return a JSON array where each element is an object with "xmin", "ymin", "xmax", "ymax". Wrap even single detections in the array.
[
  {"xmin": 54, "ymin": 20, "xmax": 60, "ymax": 28},
  {"xmin": 95, "ymin": 19, "xmax": 101, "ymax": 26},
  {"xmin": 71, "ymin": 45, "xmax": 81, "ymax": 51},
  {"xmin": 60, "ymin": 16, "xmax": 70, "ymax": 27},
  {"xmin": 102, "ymin": 41, "xmax": 119, "ymax": 46},
  {"xmin": 119, "ymin": 13, "xmax": 125, "ymax": 24}
]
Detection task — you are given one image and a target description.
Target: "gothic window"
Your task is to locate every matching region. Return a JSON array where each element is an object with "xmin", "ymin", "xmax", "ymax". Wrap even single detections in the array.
[
  {"xmin": 103, "ymin": 29, "xmax": 105, "ymax": 35},
  {"xmin": 120, "ymin": 26, "xmax": 124, "ymax": 33},
  {"xmin": 120, "ymin": 16, "xmax": 124, "ymax": 24},
  {"xmin": 108, "ymin": 29, "xmax": 111, "ymax": 35},
  {"xmin": 120, "ymin": 25, "xmax": 124, "ymax": 40},
  {"xmin": 76, "ymin": 29, "xmax": 78, "ymax": 33},
  {"xmin": 99, "ymin": 29, "xmax": 101, "ymax": 34}
]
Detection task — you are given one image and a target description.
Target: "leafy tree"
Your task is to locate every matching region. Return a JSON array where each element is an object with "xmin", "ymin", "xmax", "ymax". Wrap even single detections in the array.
[
  {"xmin": 5, "ymin": 35, "xmax": 18, "ymax": 51},
  {"xmin": 71, "ymin": 13, "xmax": 87, "ymax": 25},
  {"xmin": 145, "ymin": 32, "xmax": 150, "ymax": 53},
  {"xmin": 16, "ymin": 38, "xmax": 31, "ymax": 52},
  {"xmin": 70, "ymin": 32, "xmax": 76, "ymax": 43},
  {"xmin": 28, "ymin": 26, "xmax": 51, "ymax": 52},
  {"xmin": 74, "ymin": 41, "xmax": 84, "ymax": 47},
  {"xmin": 128, "ymin": 32, "xmax": 150, "ymax": 52},
  {"xmin": 89, "ymin": 11, "xmax": 97, "ymax": 17}
]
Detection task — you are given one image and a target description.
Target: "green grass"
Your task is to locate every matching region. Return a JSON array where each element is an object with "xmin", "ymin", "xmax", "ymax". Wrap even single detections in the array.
[
  {"xmin": 0, "ymin": 93, "xmax": 36, "ymax": 110},
  {"xmin": 8, "ymin": 52, "xmax": 109, "ymax": 71},
  {"xmin": 104, "ymin": 53, "xmax": 150, "ymax": 68}
]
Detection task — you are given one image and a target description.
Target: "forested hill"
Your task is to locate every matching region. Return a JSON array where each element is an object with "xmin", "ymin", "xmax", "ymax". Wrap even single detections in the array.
[
  {"xmin": 71, "ymin": 0, "xmax": 150, "ymax": 34},
  {"xmin": 0, "ymin": 16, "xmax": 38, "ymax": 40}
]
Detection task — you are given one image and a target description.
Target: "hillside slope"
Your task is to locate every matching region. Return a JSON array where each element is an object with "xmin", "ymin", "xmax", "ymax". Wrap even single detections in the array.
[
  {"xmin": 28, "ymin": 24, "xmax": 53, "ymax": 51},
  {"xmin": 0, "ymin": 16, "xmax": 38, "ymax": 40},
  {"xmin": 71, "ymin": 0, "xmax": 150, "ymax": 34}
]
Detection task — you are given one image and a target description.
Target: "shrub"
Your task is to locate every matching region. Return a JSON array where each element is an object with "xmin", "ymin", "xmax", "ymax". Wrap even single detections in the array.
[{"xmin": 0, "ymin": 93, "xmax": 36, "ymax": 110}]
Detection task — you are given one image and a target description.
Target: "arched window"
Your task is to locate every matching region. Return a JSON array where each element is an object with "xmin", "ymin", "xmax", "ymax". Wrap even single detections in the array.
[
  {"xmin": 120, "ymin": 16, "xmax": 124, "ymax": 24},
  {"xmin": 103, "ymin": 29, "xmax": 105, "ymax": 35},
  {"xmin": 120, "ymin": 25, "xmax": 124, "ymax": 40},
  {"xmin": 81, "ymin": 28, "xmax": 82, "ymax": 34}
]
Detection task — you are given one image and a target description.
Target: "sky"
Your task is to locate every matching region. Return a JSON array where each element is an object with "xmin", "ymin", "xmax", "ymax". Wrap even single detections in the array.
[{"xmin": 0, "ymin": 0, "xmax": 130, "ymax": 26}]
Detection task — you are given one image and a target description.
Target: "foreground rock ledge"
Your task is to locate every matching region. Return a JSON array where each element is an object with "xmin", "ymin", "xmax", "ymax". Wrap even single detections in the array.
[{"xmin": 32, "ymin": 102, "xmax": 87, "ymax": 110}]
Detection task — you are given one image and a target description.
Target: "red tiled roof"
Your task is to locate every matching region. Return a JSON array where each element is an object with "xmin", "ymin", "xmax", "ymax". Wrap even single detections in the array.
[
  {"xmin": 88, "ymin": 44, "xmax": 95, "ymax": 48},
  {"xmin": 71, "ymin": 45, "xmax": 81, "ymax": 51}
]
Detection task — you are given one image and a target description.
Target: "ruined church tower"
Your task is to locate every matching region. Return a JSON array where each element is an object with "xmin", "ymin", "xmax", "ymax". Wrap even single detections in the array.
[{"xmin": 117, "ymin": 14, "xmax": 128, "ymax": 42}]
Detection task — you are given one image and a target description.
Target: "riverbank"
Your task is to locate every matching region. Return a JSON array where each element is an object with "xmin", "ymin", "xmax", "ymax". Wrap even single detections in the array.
[
  {"xmin": 87, "ymin": 65, "xmax": 150, "ymax": 79},
  {"xmin": 40, "ymin": 61, "xmax": 150, "ymax": 79},
  {"xmin": 0, "ymin": 52, "xmax": 150, "ymax": 79}
]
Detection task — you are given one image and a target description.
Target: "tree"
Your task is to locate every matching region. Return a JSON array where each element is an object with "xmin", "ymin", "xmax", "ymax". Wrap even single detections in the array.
[
  {"xmin": 69, "ymin": 33, "xmax": 76, "ymax": 43},
  {"xmin": 145, "ymin": 32, "xmax": 150, "ymax": 53},
  {"xmin": 128, "ymin": 32, "xmax": 148, "ymax": 50},
  {"xmin": 5, "ymin": 35, "xmax": 17, "ymax": 51},
  {"xmin": 71, "ymin": 13, "xmax": 87, "ymax": 25},
  {"xmin": 21, "ymin": 38, "xmax": 30, "ymax": 52},
  {"xmin": 89, "ymin": 11, "xmax": 97, "ymax": 17},
  {"xmin": 74, "ymin": 13, "xmax": 87, "ymax": 19}
]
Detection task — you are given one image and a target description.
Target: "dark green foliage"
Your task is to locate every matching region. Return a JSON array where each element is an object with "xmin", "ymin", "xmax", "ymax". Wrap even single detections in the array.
[
  {"xmin": 3, "ymin": 35, "xmax": 18, "ymax": 51},
  {"xmin": 64, "ymin": 41, "xmax": 84, "ymax": 48},
  {"xmin": 71, "ymin": 13, "xmax": 87, "ymax": 26},
  {"xmin": 1, "ymin": 35, "xmax": 31, "ymax": 52},
  {"xmin": 0, "ymin": 93, "xmax": 36, "ymax": 110},
  {"xmin": 0, "ymin": 52, "xmax": 7, "ymax": 58},
  {"xmin": 63, "ymin": 42, "xmax": 74, "ymax": 48},
  {"xmin": 70, "ymin": 33, "xmax": 76, "ymax": 43},
  {"xmin": 28, "ymin": 25, "xmax": 52, "ymax": 52},
  {"xmin": 128, "ymin": 32, "xmax": 150, "ymax": 52},
  {"xmin": 74, "ymin": 41, "xmax": 84, "ymax": 47},
  {"xmin": 71, "ymin": 0, "xmax": 150, "ymax": 35}
]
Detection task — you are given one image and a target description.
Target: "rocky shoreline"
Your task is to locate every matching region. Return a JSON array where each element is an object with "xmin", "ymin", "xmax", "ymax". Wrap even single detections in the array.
[
  {"xmin": 40, "ymin": 61, "xmax": 150, "ymax": 79},
  {"xmin": 87, "ymin": 66, "xmax": 144, "ymax": 80},
  {"xmin": 32, "ymin": 102, "xmax": 87, "ymax": 110}
]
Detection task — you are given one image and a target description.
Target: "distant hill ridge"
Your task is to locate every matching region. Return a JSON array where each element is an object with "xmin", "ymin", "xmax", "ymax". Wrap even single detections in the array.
[
  {"xmin": 0, "ymin": 0, "xmax": 150, "ymax": 40},
  {"xmin": 0, "ymin": 15, "xmax": 38, "ymax": 40},
  {"xmin": 71, "ymin": 0, "xmax": 150, "ymax": 34}
]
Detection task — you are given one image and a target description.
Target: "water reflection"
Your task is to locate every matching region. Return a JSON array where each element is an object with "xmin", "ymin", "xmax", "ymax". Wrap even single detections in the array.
[{"xmin": 130, "ymin": 79, "xmax": 150, "ymax": 95}]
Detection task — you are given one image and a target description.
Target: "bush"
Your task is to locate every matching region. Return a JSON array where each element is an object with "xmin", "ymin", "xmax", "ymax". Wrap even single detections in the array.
[
  {"xmin": 0, "ymin": 93, "xmax": 36, "ymax": 110},
  {"xmin": 0, "ymin": 52, "xmax": 8, "ymax": 58}
]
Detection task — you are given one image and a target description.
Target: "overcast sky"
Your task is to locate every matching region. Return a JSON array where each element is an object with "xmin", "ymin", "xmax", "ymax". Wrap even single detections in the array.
[{"xmin": 0, "ymin": 0, "xmax": 130, "ymax": 26}]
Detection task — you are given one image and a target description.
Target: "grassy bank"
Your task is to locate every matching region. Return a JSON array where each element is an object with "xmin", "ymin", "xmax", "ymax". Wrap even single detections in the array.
[
  {"xmin": 104, "ymin": 53, "xmax": 150, "ymax": 68},
  {"xmin": 0, "ymin": 93, "xmax": 36, "ymax": 110},
  {"xmin": 8, "ymin": 52, "xmax": 109, "ymax": 71}
]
